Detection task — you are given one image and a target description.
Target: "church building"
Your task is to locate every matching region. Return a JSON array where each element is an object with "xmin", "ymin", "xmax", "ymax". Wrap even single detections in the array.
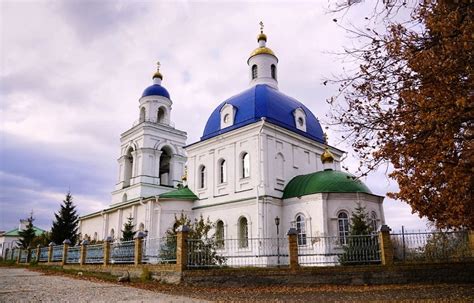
[{"xmin": 79, "ymin": 26, "xmax": 385, "ymax": 249}]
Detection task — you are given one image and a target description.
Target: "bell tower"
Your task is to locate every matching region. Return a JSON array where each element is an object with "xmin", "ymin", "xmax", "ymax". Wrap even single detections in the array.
[{"xmin": 111, "ymin": 63, "xmax": 187, "ymax": 205}]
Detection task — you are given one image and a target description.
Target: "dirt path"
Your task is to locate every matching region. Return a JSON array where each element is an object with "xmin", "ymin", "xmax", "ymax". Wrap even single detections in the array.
[{"xmin": 0, "ymin": 268, "xmax": 208, "ymax": 302}]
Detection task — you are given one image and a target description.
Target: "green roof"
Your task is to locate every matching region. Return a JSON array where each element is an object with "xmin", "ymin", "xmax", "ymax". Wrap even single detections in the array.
[
  {"xmin": 159, "ymin": 187, "xmax": 198, "ymax": 200},
  {"xmin": 283, "ymin": 170, "xmax": 372, "ymax": 199},
  {"xmin": 3, "ymin": 226, "xmax": 45, "ymax": 237}
]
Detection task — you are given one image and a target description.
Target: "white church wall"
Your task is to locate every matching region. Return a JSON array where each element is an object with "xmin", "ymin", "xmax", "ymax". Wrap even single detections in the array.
[{"xmin": 283, "ymin": 194, "xmax": 325, "ymax": 237}]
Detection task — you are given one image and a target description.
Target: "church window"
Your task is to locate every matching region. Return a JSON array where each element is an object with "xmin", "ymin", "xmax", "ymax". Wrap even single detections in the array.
[
  {"xmin": 159, "ymin": 146, "xmax": 172, "ymax": 186},
  {"xmin": 293, "ymin": 108, "xmax": 307, "ymax": 132},
  {"xmin": 93, "ymin": 232, "xmax": 98, "ymax": 242},
  {"xmin": 157, "ymin": 107, "xmax": 166, "ymax": 124},
  {"xmin": 199, "ymin": 165, "xmax": 206, "ymax": 188},
  {"xmin": 238, "ymin": 217, "xmax": 248, "ymax": 248},
  {"xmin": 110, "ymin": 228, "xmax": 115, "ymax": 241},
  {"xmin": 138, "ymin": 223, "xmax": 145, "ymax": 231},
  {"xmin": 122, "ymin": 193, "xmax": 127, "ymax": 202},
  {"xmin": 297, "ymin": 117, "xmax": 304, "ymax": 127},
  {"xmin": 218, "ymin": 159, "xmax": 227, "ymax": 184},
  {"xmin": 276, "ymin": 153, "xmax": 284, "ymax": 180},
  {"xmin": 223, "ymin": 114, "xmax": 230, "ymax": 123},
  {"xmin": 241, "ymin": 152, "xmax": 250, "ymax": 178},
  {"xmin": 271, "ymin": 64, "xmax": 277, "ymax": 80},
  {"xmin": 251, "ymin": 64, "xmax": 258, "ymax": 79},
  {"xmin": 370, "ymin": 211, "xmax": 378, "ymax": 233},
  {"xmin": 338, "ymin": 212, "xmax": 349, "ymax": 245},
  {"xmin": 140, "ymin": 107, "xmax": 146, "ymax": 123},
  {"xmin": 216, "ymin": 220, "xmax": 224, "ymax": 249},
  {"xmin": 123, "ymin": 147, "xmax": 134, "ymax": 188},
  {"xmin": 296, "ymin": 214, "xmax": 307, "ymax": 246}
]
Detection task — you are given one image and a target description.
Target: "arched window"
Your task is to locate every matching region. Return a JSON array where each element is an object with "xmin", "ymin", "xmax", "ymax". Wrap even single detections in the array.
[
  {"xmin": 271, "ymin": 64, "xmax": 277, "ymax": 80},
  {"xmin": 198, "ymin": 165, "xmax": 206, "ymax": 188},
  {"xmin": 370, "ymin": 211, "xmax": 378, "ymax": 233},
  {"xmin": 122, "ymin": 193, "xmax": 127, "ymax": 202},
  {"xmin": 93, "ymin": 232, "xmax": 98, "ymax": 242},
  {"xmin": 296, "ymin": 214, "xmax": 307, "ymax": 246},
  {"xmin": 159, "ymin": 146, "xmax": 172, "ymax": 186},
  {"xmin": 139, "ymin": 107, "xmax": 146, "ymax": 123},
  {"xmin": 238, "ymin": 217, "xmax": 248, "ymax": 248},
  {"xmin": 157, "ymin": 107, "xmax": 166, "ymax": 123},
  {"xmin": 241, "ymin": 152, "xmax": 250, "ymax": 178},
  {"xmin": 251, "ymin": 64, "xmax": 258, "ymax": 80},
  {"xmin": 110, "ymin": 228, "xmax": 115, "ymax": 241},
  {"xmin": 123, "ymin": 147, "xmax": 134, "ymax": 188},
  {"xmin": 216, "ymin": 220, "xmax": 224, "ymax": 249},
  {"xmin": 138, "ymin": 223, "xmax": 145, "ymax": 231},
  {"xmin": 218, "ymin": 159, "xmax": 227, "ymax": 184},
  {"xmin": 338, "ymin": 212, "xmax": 349, "ymax": 245}
]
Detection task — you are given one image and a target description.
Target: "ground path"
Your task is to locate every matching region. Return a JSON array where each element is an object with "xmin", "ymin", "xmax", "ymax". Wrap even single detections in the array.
[{"xmin": 0, "ymin": 268, "xmax": 207, "ymax": 303}]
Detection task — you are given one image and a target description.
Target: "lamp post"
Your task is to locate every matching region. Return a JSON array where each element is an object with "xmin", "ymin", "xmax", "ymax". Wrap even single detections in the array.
[{"xmin": 275, "ymin": 216, "xmax": 280, "ymax": 267}]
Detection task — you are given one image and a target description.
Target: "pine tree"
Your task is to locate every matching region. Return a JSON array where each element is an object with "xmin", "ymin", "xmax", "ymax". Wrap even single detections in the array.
[
  {"xmin": 339, "ymin": 203, "xmax": 379, "ymax": 265},
  {"xmin": 121, "ymin": 215, "xmax": 136, "ymax": 241},
  {"xmin": 50, "ymin": 191, "xmax": 79, "ymax": 245},
  {"xmin": 18, "ymin": 213, "xmax": 36, "ymax": 249}
]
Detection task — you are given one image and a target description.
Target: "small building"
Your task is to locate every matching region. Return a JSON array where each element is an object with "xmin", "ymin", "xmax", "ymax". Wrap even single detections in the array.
[{"xmin": 0, "ymin": 220, "xmax": 45, "ymax": 258}]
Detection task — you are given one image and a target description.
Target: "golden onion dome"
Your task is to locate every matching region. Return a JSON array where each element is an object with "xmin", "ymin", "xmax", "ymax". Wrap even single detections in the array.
[
  {"xmin": 153, "ymin": 71, "xmax": 163, "ymax": 80},
  {"xmin": 257, "ymin": 32, "xmax": 267, "ymax": 42},
  {"xmin": 321, "ymin": 147, "xmax": 335, "ymax": 164},
  {"xmin": 249, "ymin": 47, "xmax": 277, "ymax": 61}
]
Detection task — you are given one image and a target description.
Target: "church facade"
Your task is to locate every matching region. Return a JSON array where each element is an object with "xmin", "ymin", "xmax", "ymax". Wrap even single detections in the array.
[{"xmin": 79, "ymin": 28, "xmax": 385, "ymax": 248}]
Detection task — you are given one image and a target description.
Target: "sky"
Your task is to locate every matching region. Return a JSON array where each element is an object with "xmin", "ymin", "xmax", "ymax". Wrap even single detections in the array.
[{"xmin": 0, "ymin": 0, "xmax": 428, "ymax": 233}]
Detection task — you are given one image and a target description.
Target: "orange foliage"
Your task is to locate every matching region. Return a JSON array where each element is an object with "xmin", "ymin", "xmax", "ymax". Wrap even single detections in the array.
[{"xmin": 329, "ymin": 1, "xmax": 473, "ymax": 229}]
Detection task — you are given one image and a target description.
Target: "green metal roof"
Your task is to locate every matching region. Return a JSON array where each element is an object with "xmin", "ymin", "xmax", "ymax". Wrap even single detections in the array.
[
  {"xmin": 3, "ymin": 226, "xmax": 45, "ymax": 237},
  {"xmin": 283, "ymin": 169, "xmax": 372, "ymax": 199},
  {"xmin": 159, "ymin": 186, "xmax": 198, "ymax": 200}
]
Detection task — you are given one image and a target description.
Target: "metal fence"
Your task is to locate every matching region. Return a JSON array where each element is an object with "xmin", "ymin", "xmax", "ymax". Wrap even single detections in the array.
[
  {"xmin": 391, "ymin": 230, "xmax": 471, "ymax": 262},
  {"xmin": 30, "ymin": 249, "xmax": 37, "ymax": 262},
  {"xmin": 51, "ymin": 245, "xmax": 63, "ymax": 262},
  {"xmin": 142, "ymin": 237, "xmax": 176, "ymax": 264},
  {"xmin": 110, "ymin": 240, "xmax": 135, "ymax": 264},
  {"xmin": 19, "ymin": 250, "xmax": 28, "ymax": 263},
  {"xmin": 67, "ymin": 246, "xmax": 81, "ymax": 264},
  {"xmin": 187, "ymin": 238, "xmax": 289, "ymax": 268},
  {"xmin": 39, "ymin": 247, "xmax": 48, "ymax": 262},
  {"xmin": 12, "ymin": 248, "xmax": 19, "ymax": 261},
  {"xmin": 85, "ymin": 244, "xmax": 103, "ymax": 264},
  {"xmin": 298, "ymin": 235, "xmax": 380, "ymax": 266}
]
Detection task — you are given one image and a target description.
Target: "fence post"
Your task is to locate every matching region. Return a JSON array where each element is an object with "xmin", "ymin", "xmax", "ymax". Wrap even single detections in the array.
[
  {"xmin": 62, "ymin": 239, "xmax": 71, "ymax": 266},
  {"xmin": 48, "ymin": 242, "xmax": 54, "ymax": 263},
  {"xmin": 287, "ymin": 228, "xmax": 299, "ymax": 270},
  {"xmin": 103, "ymin": 237, "xmax": 112, "ymax": 266},
  {"xmin": 134, "ymin": 231, "xmax": 146, "ymax": 266},
  {"xmin": 379, "ymin": 225, "xmax": 394, "ymax": 265},
  {"xmin": 176, "ymin": 225, "xmax": 190, "ymax": 272},
  {"xmin": 36, "ymin": 245, "xmax": 41, "ymax": 262},
  {"xmin": 16, "ymin": 249, "xmax": 21, "ymax": 264},
  {"xmin": 468, "ymin": 230, "xmax": 474, "ymax": 258},
  {"xmin": 80, "ymin": 240, "xmax": 88, "ymax": 266}
]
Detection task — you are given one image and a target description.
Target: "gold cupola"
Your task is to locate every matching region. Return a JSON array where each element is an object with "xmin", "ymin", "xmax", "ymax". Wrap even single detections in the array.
[
  {"xmin": 248, "ymin": 21, "xmax": 277, "ymax": 62},
  {"xmin": 320, "ymin": 133, "xmax": 335, "ymax": 164},
  {"xmin": 152, "ymin": 61, "xmax": 163, "ymax": 80}
]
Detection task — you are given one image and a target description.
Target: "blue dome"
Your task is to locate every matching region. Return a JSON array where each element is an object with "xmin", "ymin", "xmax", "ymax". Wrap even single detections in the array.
[
  {"xmin": 141, "ymin": 84, "xmax": 170, "ymax": 99},
  {"xmin": 201, "ymin": 84, "xmax": 324, "ymax": 142}
]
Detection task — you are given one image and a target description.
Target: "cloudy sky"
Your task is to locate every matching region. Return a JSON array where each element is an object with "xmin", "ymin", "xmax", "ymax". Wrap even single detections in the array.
[{"xmin": 0, "ymin": 0, "xmax": 428, "ymax": 232}]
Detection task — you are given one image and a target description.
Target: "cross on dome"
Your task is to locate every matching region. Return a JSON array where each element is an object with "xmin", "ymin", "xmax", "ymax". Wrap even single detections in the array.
[{"xmin": 153, "ymin": 61, "xmax": 163, "ymax": 82}]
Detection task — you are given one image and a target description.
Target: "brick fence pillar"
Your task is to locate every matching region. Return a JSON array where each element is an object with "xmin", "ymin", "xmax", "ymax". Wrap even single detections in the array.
[
  {"xmin": 103, "ymin": 237, "xmax": 112, "ymax": 266},
  {"xmin": 287, "ymin": 228, "xmax": 299, "ymax": 270},
  {"xmin": 134, "ymin": 231, "xmax": 146, "ymax": 266},
  {"xmin": 36, "ymin": 245, "xmax": 41, "ymax": 262},
  {"xmin": 48, "ymin": 242, "xmax": 54, "ymax": 263},
  {"xmin": 379, "ymin": 225, "xmax": 394, "ymax": 265},
  {"xmin": 80, "ymin": 240, "xmax": 88, "ymax": 266},
  {"xmin": 62, "ymin": 239, "xmax": 71, "ymax": 266},
  {"xmin": 176, "ymin": 225, "xmax": 190, "ymax": 272},
  {"xmin": 468, "ymin": 230, "xmax": 474, "ymax": 258}
]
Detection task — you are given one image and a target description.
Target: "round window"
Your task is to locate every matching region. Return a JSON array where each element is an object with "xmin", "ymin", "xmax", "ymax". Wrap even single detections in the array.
[
  {"xmin": 297, "ymin": 117, "xmax": 304, "ymax": 126},
  {"xmin": 223, "ymin": 114, "xmax": 230, "ymax": 123}
]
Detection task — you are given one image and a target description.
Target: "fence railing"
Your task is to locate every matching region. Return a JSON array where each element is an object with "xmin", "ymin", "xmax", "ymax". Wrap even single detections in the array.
[
  {"xmin": 187, "ymin": 238, "xmax": 289, "ymax": 268},
  {"xmin": 85, "ymin": 244, "xmax": 104, "ymax": 264},
  {"xmin": 51, "ymin": 245, "xmax": 63, "ymax": 262},
  {"xmin": 67, "ymin": 246, "xmax": 81, "ymax": 264},
  {"xmin": 142, "ymin": 236, "xmax": 177, "ymax": 264},
  {"xmin": 110, "ymin": 240, "xmax": 135, "ymax": 264},
  {"xmin": 39, "ymin": 247, "xmax": 48, "ymax": 262},
  {"xmin": 391, "ymin": 230, "xmax": 471, "ymax": 262},
  {"xmin": 298, "ymin": 235, "xmax": 380, "ymax": 266}
]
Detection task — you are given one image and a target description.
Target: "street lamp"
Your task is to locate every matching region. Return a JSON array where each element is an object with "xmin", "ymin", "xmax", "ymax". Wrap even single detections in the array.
[{"xmin": 275, "ymin": 216, "xmax": 280, "ymax": 266}]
